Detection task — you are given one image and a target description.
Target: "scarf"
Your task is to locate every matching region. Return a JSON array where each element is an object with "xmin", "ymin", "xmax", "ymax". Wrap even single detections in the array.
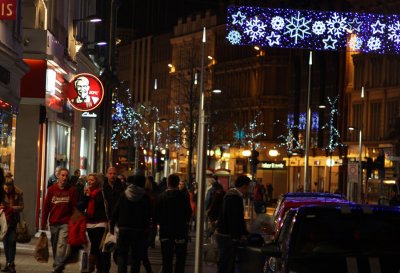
[{"xmin": 87, "ymin": 188, "xmax": 101, "ymax": 218}]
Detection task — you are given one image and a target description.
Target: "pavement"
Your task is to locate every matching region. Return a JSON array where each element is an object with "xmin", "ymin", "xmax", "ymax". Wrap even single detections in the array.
[{"xmin": 0, "ymin": 232, "xmax": 218, "ymax": 273}]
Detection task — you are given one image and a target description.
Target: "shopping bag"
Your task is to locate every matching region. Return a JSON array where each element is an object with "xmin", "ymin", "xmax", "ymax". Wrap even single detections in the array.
[
  {"xmin": 80, "ymin": 248, "xmax": 90, "ymax": 273},
  {"xmin": 203, "ymin": 242, "xmax": 219, "ymax": 264},
  {"xmin": 101, "ymin": 231, "xmax": 117, "ymax": 253},
  {"xmin": 34, "ymin": 232, "xmax": 49, "ymax": 263},
  {"xmin": 0, "ymin": 209, "xmax": 8, "ymax": 240},
  {"xmin": 16, "ymin": 219, "xmax": 31, "ymax": 243}
]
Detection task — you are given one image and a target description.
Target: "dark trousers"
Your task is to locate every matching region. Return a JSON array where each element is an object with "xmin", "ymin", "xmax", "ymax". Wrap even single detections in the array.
[
  {"xmin": 3, "ymin": 227, "xmax": 16, "ymax": 264},
  {"xmin": 216, "ymin": 233, "xmax": 238, "ymax": 273},
  {"xmin": 117, "ymin": 228, "xmax": 146, "ymax": 273},
  {"xmin": 87, "ymin": 227, "xmax": 111, "ymax": 273},
  {"xmin": 160, "ymin": 237, "xmax": 188, "ymax": 273}
]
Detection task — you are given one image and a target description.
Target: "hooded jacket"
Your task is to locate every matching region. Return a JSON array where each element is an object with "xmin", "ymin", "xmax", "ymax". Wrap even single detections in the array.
[
  {"xmin": 217, "ymin": 188, "xmax": 249, "ymax": 239},
  {"xmin": 154, "ymin": 188, "xmax": 192, "ymax": 239},
  {"xmin": 110, "ymin": 184, "xmax": 151, "ymax": 231}
]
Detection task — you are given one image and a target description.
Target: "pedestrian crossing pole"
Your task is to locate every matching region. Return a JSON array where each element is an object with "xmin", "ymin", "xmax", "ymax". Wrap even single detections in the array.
[{"xmin": 194, "ymin": 27, "xmax": 207, "ymax": 273}]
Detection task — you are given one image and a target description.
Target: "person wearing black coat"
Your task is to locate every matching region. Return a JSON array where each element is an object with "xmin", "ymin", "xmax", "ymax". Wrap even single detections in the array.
[
  {"xmin": 154, "ymin": 174, "xmax": 192, "ymax": 273},
  {"xmin": 216, "ymin": 175, "xmax": 250, "ymax": 273},
  {"xmin": 111, "ymin": 174, "xmax": 152, "ymax": 273}
]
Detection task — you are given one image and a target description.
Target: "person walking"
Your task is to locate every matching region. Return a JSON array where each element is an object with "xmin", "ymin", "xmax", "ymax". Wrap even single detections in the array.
[
  {"xmin": 102, "ymin": 167, "xmax": 125, "ymax": 272},
  {"xmin": 154, "ymin": 174, "xmax": 192, "ymax": 273},
  {"xmin": 0, "ymin": 173, "xmax": 24, "ymax": 273},
  {"xmin": 83, "ymin": 173, "xmax": 109, "ymax": 273},
  {"xmin": 111, "ymin": 174, "xmax": 152, "ymax": 273},
  {"xmin": 41, "ymin": 168, "xmax": 77, "ymax": 273},
  {"xmin": 47, "ymin": 166, "xmax": 61, "ymax": 188},
  {"xmin": 216, "ymin": 175, "xmax": 250, "ymax": 273}
]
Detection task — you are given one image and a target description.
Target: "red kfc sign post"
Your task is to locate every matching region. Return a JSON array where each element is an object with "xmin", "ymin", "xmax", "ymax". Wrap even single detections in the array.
[
  {"xmin": 66, "ymin": 73, "xmax": 104, "ymax": 112},
  {"xmin": 0, "ymin": 0, "xmax": 16, "ymax": 20}
]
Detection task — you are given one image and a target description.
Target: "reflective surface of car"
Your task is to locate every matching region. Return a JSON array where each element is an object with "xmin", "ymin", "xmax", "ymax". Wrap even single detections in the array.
[{"xmin": 263, "ymin": 204, "xmax": 400, "ymax": 273}]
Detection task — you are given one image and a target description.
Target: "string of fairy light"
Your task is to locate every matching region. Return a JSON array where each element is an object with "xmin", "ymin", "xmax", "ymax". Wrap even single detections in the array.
[
  {"xmin": 322, "ymin": 95, "xmax": 343, "ymax": 153},
  {"xmin": 275, "ymin": 120, "xmax": 303, "ymax": 156}
]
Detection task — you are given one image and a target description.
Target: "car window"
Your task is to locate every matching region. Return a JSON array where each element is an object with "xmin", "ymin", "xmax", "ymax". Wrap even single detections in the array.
[
  {"xmin": 292, "ymin": 210, "xmax": 400, "ymax": 255},
  {"xmin": 276, "ymin": 209, "xmax": 296, "ymax": 250}
]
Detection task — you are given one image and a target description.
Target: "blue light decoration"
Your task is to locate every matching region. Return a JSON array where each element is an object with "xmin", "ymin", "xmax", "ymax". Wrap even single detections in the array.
[
  {"xmin": 287, "ymin": 112, "xmax": 319, "ymax": 130},
  {"xmin": 227, "ymin": 6, "xmax": 400, "ymax": 54}
]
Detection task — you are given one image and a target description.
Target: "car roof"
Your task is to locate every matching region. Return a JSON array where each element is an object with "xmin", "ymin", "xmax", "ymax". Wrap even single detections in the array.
[
  {"xmin": 293, "ymin": 203, "xmax": 400, "ymax": 216},
  {"xmin": 281, "ymin": 192, "xmax": 346, "ymax": 200},
  {"xmin": 281, "ymin": 198, "xmax": 351, "ymax": 209}
]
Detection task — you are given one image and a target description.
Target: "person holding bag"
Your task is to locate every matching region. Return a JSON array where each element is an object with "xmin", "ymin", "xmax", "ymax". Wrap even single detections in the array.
[
  {"xmin": 83, "ymin": 173, "xmax": 109, "ymax": 273},
  {"xmin": 0, "ymin": 173, "xmax": 24, "ymax": 273}
]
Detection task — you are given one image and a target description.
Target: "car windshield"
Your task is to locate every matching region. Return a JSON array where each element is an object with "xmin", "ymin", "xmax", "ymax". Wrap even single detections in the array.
[{"xmin": 293, "ymin": 209, "xmax": 400, "ymax": 255}]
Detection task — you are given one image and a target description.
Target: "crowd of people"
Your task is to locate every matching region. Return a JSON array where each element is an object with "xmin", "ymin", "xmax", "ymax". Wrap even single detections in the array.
[{"xmin": 0, "ymin": 164, "xmax": 263, "ymax": 273}]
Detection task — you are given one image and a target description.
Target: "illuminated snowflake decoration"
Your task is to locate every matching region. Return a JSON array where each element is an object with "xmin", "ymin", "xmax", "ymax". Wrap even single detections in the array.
[
  {"xmin": 244, "ymin": 16, "xmax": 267, "ymax": 41},
  {"xmin": 266, "ymin": 31, "xmax": 281, "ymax": 46},
  {"xmin": 312, "ymin": 21, "xmax": 326, "ymax": 35},
  {"xmin": 284, "ymin": 11, "xmax": 311, "ymax": 44},
  {"xmin": 371, "ymin": 19, "xmax": 385, "ymax": 34},
  {"xmin": 348, "ymin": 36, "xmax": 363, "ymax": 50},
  {"xmin": 232, "ymin": 11, "xmax": 246, "ymax": 25},
  {"xmin": 388, "ymin": 21, "xmax": 400, "ymax": 44},
  {"xmin": 323, "ymin": 35, "xmax": 338, "ymax": 50},
  {"xmin": 227, "ymin": 30, "xmax": 242, "ymax": 45},
  {"xmin": 271, "ymin": 16, "xmax": 285, "ymax": 30},
  {"xmin": 326, "ymin": 13, "xmax": 348, "ymax": 37},
  {"xmin": 367, "ymin": 36, "xmax": 381, "ymax": 50}
]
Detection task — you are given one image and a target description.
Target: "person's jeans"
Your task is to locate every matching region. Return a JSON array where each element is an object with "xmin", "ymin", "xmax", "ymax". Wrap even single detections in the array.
[
  {"xmin": 216, "ymin": 233, "xmax": 238, "ymax": 273},
  {"xmin": 50, "ymin": 224, "xmax": 69, "ymax": 270},
  {"xmin": 117, "ymin": 228, "xmax": 146, "ymax": 273},
  {"xmin": 160, "ymin": 237, "xmax": 188, "ymax": 273},
  {"xmin": 87, "ymin": 227, "xmax": 110, "ymax": 273},
  {"xmin": 3, "ymin": 227, "xmax": 16, "ymax": 264}
]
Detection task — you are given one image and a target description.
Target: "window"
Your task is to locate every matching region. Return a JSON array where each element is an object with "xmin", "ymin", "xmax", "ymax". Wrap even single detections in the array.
[{"xmin": 370, "ymin": 102, "xmax": 382, "ymax": 140}]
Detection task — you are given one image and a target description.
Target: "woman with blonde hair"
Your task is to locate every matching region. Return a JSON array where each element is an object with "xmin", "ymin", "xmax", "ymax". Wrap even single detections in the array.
[{"xmin": 83, "ymin": 173, "xmax": 108, "ymax": 273}]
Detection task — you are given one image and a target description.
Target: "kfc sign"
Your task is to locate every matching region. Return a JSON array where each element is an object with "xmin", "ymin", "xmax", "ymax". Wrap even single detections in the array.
[
  {"xmin": 0, "ymin": 0, "xmax": 16, "ymax": 20},
  {"xmin": 66, "ymin": 73, "xmax": 104, "ymax": 112}
]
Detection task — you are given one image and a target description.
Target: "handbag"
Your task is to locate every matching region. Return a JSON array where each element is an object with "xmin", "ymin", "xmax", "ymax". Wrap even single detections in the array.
[
  {"xmin": 0, "ymin": 209, "xmax": 8, "ymax": 240},
  {"xmin": 16, "ymin": 218, "xmax": 31, "ymax": 243},
  {"xmin": 101, "ymin": 231, "xmax": 117, "ymax": 253},
  {"xmin": 34, "ymin": 232, "xmax": 49, "ymax": 263},
  {"xmin": 203, "ymin": 242, "xmax": 219, "ymax": 264}
]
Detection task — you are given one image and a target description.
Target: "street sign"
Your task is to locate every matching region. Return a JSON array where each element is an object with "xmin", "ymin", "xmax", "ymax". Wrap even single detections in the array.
[{"xmin": 348, "ymin": 162, "xmax": 358, "ymax": 184}]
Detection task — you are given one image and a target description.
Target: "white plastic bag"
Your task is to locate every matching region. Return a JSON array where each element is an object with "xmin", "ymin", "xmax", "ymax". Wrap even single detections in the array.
[{"xmin": 0, "ymin": 209, "xmax": 8, "ymax": 240}]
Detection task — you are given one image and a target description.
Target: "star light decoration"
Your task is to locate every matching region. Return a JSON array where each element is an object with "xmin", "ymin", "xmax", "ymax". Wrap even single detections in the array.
[{"xmin": 227, "ymin": 6, "xmax": 400, "ymax": 53}]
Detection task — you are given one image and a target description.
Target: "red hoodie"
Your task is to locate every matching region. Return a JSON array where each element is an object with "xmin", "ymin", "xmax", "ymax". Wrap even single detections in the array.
[{"xmin": 41, "ymin": 183, "xmax": 77, "ymax": 229}]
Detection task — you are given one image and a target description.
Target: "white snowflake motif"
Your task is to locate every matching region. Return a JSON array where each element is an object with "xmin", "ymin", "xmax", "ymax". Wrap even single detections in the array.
[
  {"xmin": 371, "ymin": 19, "xmax": 385, "ymax": 35},
  {"xmin": 348, "ymin": 36, "xmax": 363, "ymax": 51},
  {"xmin": 227, "ymin": 30, "xmax": 242, "ymax": 45},
  {"xmin": 388, "ymin": 21, "xmax": 400, "ymax": 44},
  {"xmin": 312, "ymin": 21, "xmax": 326, "ymax": 35},
  {"xmin": 266, "ymin": 31, "xmax": 281, "ymax": 46},
  {"xmin": 244, "ymin": 16, "xmax": 267, "ymax": 41},
  {"xmin": 367, "ymin": 36, "xmax": 381, "ymax": 50},
  {"xmin": 232, "ymin": 11, "xmax": 246, "ymax": 26},
  {"xmin": 271, "ymin": 16, "xmax": 285, "ymax": 30},
  {"xmin": 323, "ymin": 35, "xmax": 338, "ymax": 50},
  {"xmin": 326, "ymin": 12, "xmax": 348, "ymax": 37},
  {"xmin": 284, "ymin": 11, "xmax": 311, "ymax": 44}
]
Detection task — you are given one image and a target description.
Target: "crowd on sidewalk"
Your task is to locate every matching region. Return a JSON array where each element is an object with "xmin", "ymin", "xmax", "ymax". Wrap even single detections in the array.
[{"xmin": 0, "ymin": 165, "xmax": 258, "ymax": 273}]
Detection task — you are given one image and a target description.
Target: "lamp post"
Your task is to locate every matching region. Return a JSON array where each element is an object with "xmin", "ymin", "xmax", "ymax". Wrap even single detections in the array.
[
  {"xmin": 152, "ymin": 79, "xmax": 158, "ymax": 177},
  {"xmin": 304, "ymin": 51, "xmax": 313, "ymax": 192},
  {"xmin": 73, "ymin": 15, "xmax": 102, "ymax": 40}
]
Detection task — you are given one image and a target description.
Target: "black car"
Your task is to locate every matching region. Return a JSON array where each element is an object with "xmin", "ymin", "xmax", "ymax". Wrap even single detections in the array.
[{"xmin": 262, "ymin": 204, "xmax": 400, "ymax": 273}]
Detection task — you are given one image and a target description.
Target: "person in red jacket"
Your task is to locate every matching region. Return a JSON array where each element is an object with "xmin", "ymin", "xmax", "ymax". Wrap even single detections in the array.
[{"xmin": 41, "ymin": 168, "xmax": 77, "ymax": 273}]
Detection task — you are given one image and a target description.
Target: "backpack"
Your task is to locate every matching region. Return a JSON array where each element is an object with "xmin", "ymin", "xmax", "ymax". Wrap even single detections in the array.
[{"xmin": 253, "ymin": 184, "xmax": 264, "ymax": 202}]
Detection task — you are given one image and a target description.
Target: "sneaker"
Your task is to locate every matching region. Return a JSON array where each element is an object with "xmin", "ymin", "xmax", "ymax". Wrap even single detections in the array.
[{"xmin": 1, "ymin": 263, "xmax": 10, "ymax": 272}]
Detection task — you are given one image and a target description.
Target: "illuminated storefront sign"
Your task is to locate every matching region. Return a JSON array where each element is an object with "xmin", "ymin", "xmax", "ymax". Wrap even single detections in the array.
[
  {"xmin": 0, "ymin": 0, "xmax": 16, "ymax": 20},
  {"xmin": 260, "ymin": 161, "xmax": 286, "ymax": 170},
  {"xmin": 65, "ymin": 73, "xmax": 104, "ymax": 112}
]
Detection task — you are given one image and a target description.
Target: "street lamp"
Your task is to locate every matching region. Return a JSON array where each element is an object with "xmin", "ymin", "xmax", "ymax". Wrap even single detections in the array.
[
  {"xmin": 73, "ymin": 15, "xmax": 102, "ymax": 40},
  {"xmin": 349, "ymin": 124, "xmax": 363, "ymax": 203}
]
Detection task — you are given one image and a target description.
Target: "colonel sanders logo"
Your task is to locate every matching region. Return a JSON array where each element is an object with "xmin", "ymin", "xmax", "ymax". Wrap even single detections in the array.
[{"xmin": 66, "ymin": 73, "xmax": 104, "ymax": 111}]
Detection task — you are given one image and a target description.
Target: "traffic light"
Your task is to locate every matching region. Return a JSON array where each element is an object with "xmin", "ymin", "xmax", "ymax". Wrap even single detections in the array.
[
  {"xmin": 250, "ymin": 150, "xmax": 260, "ymax": 174},
  {"xmin": 156, "ymin": 151, "xmax": 164, "ymax": 172},
  {"xmin": 374, "ymin": 155, "xmax": 385, "ymax": 179}
]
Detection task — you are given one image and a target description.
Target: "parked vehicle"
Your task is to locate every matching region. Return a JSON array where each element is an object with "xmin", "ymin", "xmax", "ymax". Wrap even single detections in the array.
[{"xmin": 262, "ymin": 204, "xmax": 400, "ymax": 273}]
